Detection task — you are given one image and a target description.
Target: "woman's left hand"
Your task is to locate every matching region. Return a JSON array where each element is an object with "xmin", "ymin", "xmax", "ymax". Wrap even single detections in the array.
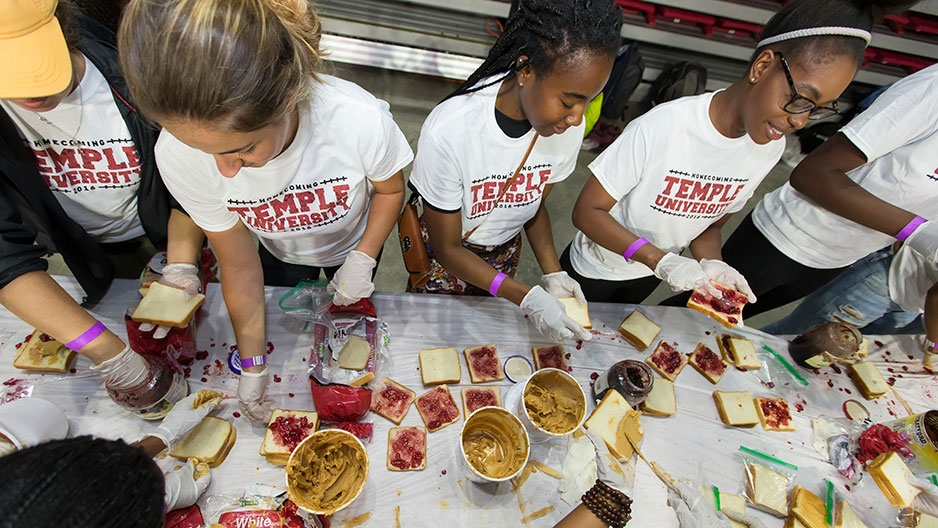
[
  {"xmin": 329, "ymin": 250, "xmax": 377, "ymax": 305},
  {"xmin": 699, "ymin": 259, "xmax": 757, "ymax": 303},
  {"xmin": 542, "ymin": 271, "xmax": 586, "ymax": 304}
]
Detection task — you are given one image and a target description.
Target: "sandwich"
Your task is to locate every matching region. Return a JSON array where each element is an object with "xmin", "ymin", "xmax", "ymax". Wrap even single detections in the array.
[
  {"xmin": 131, "ymin": 282, "xmax": 206, "ymax": 328},
  {"xmin": 716, "ymin": 334, "xmax": 762, "ymax": 370},
  {"xmin": 755, "ymin": 397, "xmax": 796, "ymax": 432},
  {"xmin": 415, "ymin": 385, "xmax": 461, "ymax": 433},
  {"xmin": 461, "ymin": 386, "xmax": 501, "ymax": 418},
  {"xmin": 559, "ymin": 297, "xmax": 592, "ymax": 329},
  {"xmin": 338, "ymin": 335, "xmax": 371, "ymax": 370},
  {"xmin": 618, "ymin": 309, "xmax": 661, "ymax": 350},
  {"xmin": 387, "ymin": 426, "xmax": 427, "ymax": 471},
  {"xmin": 833, "ymin": 499, "xmax": 868, "ymax": 528},
  {"xmin": 584, "ymin": 388, "xmax": 643, "ymax": 461},
  {"xmin": 532, "ymin": 344, "xmax": 569, "ymax": 371},
  {"xmin": 686, "ymin": 281, "xmax": 747, "ymax": 328},
  {"xmin": 702, "ymin": 489, "xmax": 747, "ymax": 528},
  {"xmin": 747, "ymin": 462, "xmax": 789, "ymax": 517},
  {"xmin": 867, "ymin": 451, "xmax": 920, "ymax": 509},
  {"xmin": 789, "ymin": 485, "xmax": 827, "ymax": 528},
  {"xmin": 713, "ymin": 390, "xmax": 759, "ymax": 427},
  {"xmin": 645, "ymin": 341, "xmax": 687, "ymax": 382},
  {"xmin": 464, "ymin": 344, "xmax": 505, "ymax": 383},
  {"xmin": 370, "ymin": 377, "xmax": 416, "ymax": 425},
  {"xmin": 170, "ymin": 416, "xmax": 236, "ymax": 467},
  {"xmin": 419, "ymin": 347, "xmax": 461, "ymax": 386},
  {"xmin": 641, "ymin": 377, "xmax": 675, "ymax": 417},
  {"xmin": 259, "ymin": 409, "xmax": 319, "ymax": 465},
  {"xmin": 13, "ymin": 330, "xmax": 76, "ymax": 372},
  {"xmin": 688, "ymin": 342, "xmax": 728, "ymax": 384},
  {"xmin": 847, "ymin": 361, "xmax": 889, "ymax": 399}
]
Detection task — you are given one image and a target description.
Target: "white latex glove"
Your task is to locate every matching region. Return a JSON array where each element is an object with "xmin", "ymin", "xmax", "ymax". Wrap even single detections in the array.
[
  {"xmin": 237, "ymin": 366, "xmax": 274, "ymax": 422},
  {"xmin": 654, "ymin": 253, "xmax": 722, "ymax": 296},
  {"xmin": 137, "ymin": 322, "xmax": 179, "ymax": 340},
  {"xmin": 520, "ymin": 286, "xmax": 592, "ymax": 342},
  {"xmin": 164, "ymin": 458, "xmax": 211, "ymax": 511},
  {"xmin": 699, "ymin": 259, "xmax": 756, "ymax": 303},
  {"xmin": 668, "ymin": 481, "xmax": 733, "ymax": 528},
  {"xmin": 542, "ymin": 271, "xmax": 587, "ymax": 304},
  {"xmin": 328, "ymin": 250, "xmax": 377, "ymax": 306},
  {"xmin": 90, "ymin": 345, "xmax": 152, "ymax": 391},
  {"xmin": 905, "ymin": 220, "xmax": 938, "ymax": 262},
  {"xmin": 149, "ymin": 390, "xmax": 222, "ymax": 450},
  {"xmin": 721, "ymin": 509, "xmax": 767, "ymax": 528},
  {"xmin": 584, "ymin": 428, "xmax": 631, "ymax": 495},
  {"xmin": 909, "ymin": 474, "xmax": 938, "ymax": 517},
  {"xmin": 159, "ymin": 263, "xmax": 202, "ymax": 300}
]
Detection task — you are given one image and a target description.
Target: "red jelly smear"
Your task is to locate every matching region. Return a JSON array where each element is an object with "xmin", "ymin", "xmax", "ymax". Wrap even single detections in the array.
[
  {"xmin": 468, "ymin": 346, "xmax": 500, "ymax": 380},
  {"xmin": 464, "ymin": 388, "xmax": 498, "ymax": 414},
  {"xmin": 389, "ymin": 427, "xmax": 425, "ymax": 470},
  {"xmin": 693, "ymin": 345, "xmax": 726, "ymax": 375},
  {"xmin": 652, "ymin": 342, "xmax": 683, "ymax": 374},
  {"xmin": 759, "ymin": 399, "xmax": 792, "ymax": 428},
  {"xmin": 535, "ymin": 345, "xmax": 566, "ymax": 370},
  {"xmin": 268, "ymin": 415, "xmax": 316, "ymax": 451}
]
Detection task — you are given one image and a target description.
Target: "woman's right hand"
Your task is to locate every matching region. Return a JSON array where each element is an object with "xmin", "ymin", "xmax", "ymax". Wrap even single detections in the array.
[
  {"xmin": 654, "ymin": 253, "xmax": 722, "ymax": 296},
  {"xmin": 520, "ymin": 286, "xmax": 591, "ymax": 342},
  {"xmin": 237, "ymin": 366, "xmax": 274, "ymax": 422}
]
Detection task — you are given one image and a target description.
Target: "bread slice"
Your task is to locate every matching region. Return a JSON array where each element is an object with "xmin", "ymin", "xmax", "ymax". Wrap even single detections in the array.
[
  {"xmin": 920, "ymin": 513, "xmax": 938, "ymax": 528},
  {"xmin": 688, "ymin": 342, "xmax": 728, "ymax": 384},
  {"xmin": 713, "ymin": 390, "xmax": 759, "ymax": 427},
  {"xmin": 259, "ymin": 409, "xmax": 319, "ymax": 465},
  {"xmin": 532, "ymin": 344, "xmax": 568, "ymax": 371},
  {"xmin": 338, "ymin": 335, "xmax": 371, "ymax": 370},
  {"xmin": 419, "ymin": 347, "xmax": 461, "ymax": 386},
  {"xmin": 790, "ymin": 485, "xmax": 827, "ymax": 528},
  {"xmin": 867, "ymin": 451, "xmax": 920, "ymax": 509},
  {"xmin": 370, "ymin": 377, "xmax": 416, "ymax": 425},
  {"xmin": 784, "ymin": 517, "xmax": 809, "ymax": 528},
  {"xmin": 415, "ymin": 385, "xmax": 461, "ymax": 432},
  {"xmin": 464, "ymin": 344, "xmax": 505, "ymax": 383},
  {"xmin": 461, "ymin": 386, "xmax": 501, "ymax": 418},
  {"xmin": 559, "ymin": 297, "xmax": 592, "ymax": 329},
  {"xmin": 645, "ymin": 341, "xmax": 687, "ymax": 382},
  {"xmin": 847, "ymin": 362, "xmax": 889, "ymax": 399},
  {"xmin": 170, "ymin": 416, "xmax": 236, "ymax": 467},
  {"xmin": 641, "ymin": 377, "xmax": 675, "ymax": 417},
  {"xmin": 717, "ymin": 335, "xmax": 761, "ymax": 370},
  {"xmin": 833, "ymin": 499, "xmax": 868, "ymax": 528},
  {"xmin": 686, "ymin": 281, "xmax": 747, "ymax": 328},
  {"xmin": 755, "ymin": 397, "xmax": 796, "ymax": 432},
  {"xmin": 584, "ymin": 389, "xmax": 643, "ymax": 462},
  {"xmin": 349, "ymin": 371, "xmax": 374, "ymax": 387},
  {"xmin": 131, "ymin": 282, "xmax": 206, "ymax": 327},
  {"xmin": 702, "ymin": 489, "xmax": 747, "ymax": 528},
  {"xmin": 747, "ymin": 462, "xmax": 789, "ymax": 517},
  {"xmin": 13, "ymin": 330, "xmax": 76, "ymax": 372},
  {"xmin": 387, "ymin": 426, "xmax": 427, "ymax": 471},
  {"xmin": 618, "ymin": 309, "xmax": 661, "ymax": 350}
]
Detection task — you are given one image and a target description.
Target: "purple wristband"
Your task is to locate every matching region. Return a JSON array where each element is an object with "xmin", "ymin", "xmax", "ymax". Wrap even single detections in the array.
[
  {"xmin": 65, "ymin": 321, "xmax": 106, "ymax": 351},
  {"xmin": 896, "ymin": 215, "xmax": 927, "ymax": 242},
  {"xmin": 489, "ymin": 272, "xmax": 508, "ymax": 297},
  {"xmin": 623, "ymin": 237, "xmax": 650, "ymax": 261},
  {"xmin": 240, "ymin": 354, "xmax": 267, "ymax": 369}
]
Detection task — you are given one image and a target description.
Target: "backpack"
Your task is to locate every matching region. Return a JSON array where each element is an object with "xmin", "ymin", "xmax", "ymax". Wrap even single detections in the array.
[
  {"xmin": 599, "ymin": 42, "xmax": 645, "ymax": 121},
  {"xmin": 643, "ymin": 61, "xmax": 708, "ymax": 108}
]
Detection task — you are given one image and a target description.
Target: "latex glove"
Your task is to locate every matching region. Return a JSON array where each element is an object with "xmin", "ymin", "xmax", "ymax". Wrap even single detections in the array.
[
  {"xmin": 149, "ymin": 390, "xmax": 223, "ymax": 450},
  {"xmin": 668, "ymin": 481, "xmax": 733, "ymax": 528},
  {"xmin": 520, "ymin": 286, "xmax": 592, "ymax": 342},
  {"xmin": 905, "ymin": 220, "xmax": 938, "ymax": 262},
  {"xmin": 721, "ymin": 509, "xmax": 767, "ymax": 528},
  {"xmin": 137, "ymin": 322, "xmax": 178, "ymax": 340},
  {"xmin": 164, "ymin": 458, "xmax": 211, "ymax": 511},
  {"xmin": 699, "ymin": 259, "xmax": 756, "ymax": 303},
  {"xmin": 328, "ymin": 250, "xmax": 376, "ymax": 306},
  {"xmin": 909, "ymin": 474, "xmax": 938, "ymax": 517},
  {"xmin": 584, "ymin": 428, "xmax": 631, "ymax": 495},
  {"xmin": 90, "ymin": 345, "xmax": 151, "ymax": 391},
  {"xmin": 654, "ymin": 253, "xmax": 722, "ymax": 296},
  {"xmin": 237, "ymin": 366, "xmax": 274, "ymax": 422},
  {"xmin": 542, "ymin": 271, "xmax": 587, "ymax": 304},
  {"xmin": 159, "ymin": 263, "xmax": 202, "ymax": 300}
]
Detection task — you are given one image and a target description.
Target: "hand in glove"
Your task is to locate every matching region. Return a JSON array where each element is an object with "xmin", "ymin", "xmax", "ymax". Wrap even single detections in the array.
[
  {"xmin": 909, "ymin": 474, "xmax": 938, "ymax": 517},
  {"xmin": 584, "ymin": 428, "xmax": 631, "ymax": 494},
  {"xmin": 90, "ymin": 345, "xmax": 151, "ymax": 391},
  {"xmin": 542, "ymin": 271, "xmax": 587, "ymax": 304},
  {"xmin": 520, "ymin": 286, "xmax": 591, "ymax": 342},
  {"xmin": 668, "ymin": 481, "xmax": 734, "ymax": 528},
  {"xmin": 654, "ymin": 253, "xmax": 722, "ymax": 296},
  {"xmin": 328, "ymin": 250, "xmax": 376, "ymax": 306},
  {"xmin": 149, "ymin": 390, "xmax": 223, "ymax": 450},
  {"xmin": 164, "ymin": 458, "xmax": 211, "ymax": 511},
  {"xmin": 159, "ymin": 263, "xmax": 202, "ymax": 300},
  {"xmin": 699, "ymin": 259, "xmax": 756, "ymax": 303},
  {"xmin": 905, "ymin": 219, "xmax": 938, "ymax": 262},
  {"xmin": 237, "ymin": 366, "xmax": 274, "ymax": 422}
]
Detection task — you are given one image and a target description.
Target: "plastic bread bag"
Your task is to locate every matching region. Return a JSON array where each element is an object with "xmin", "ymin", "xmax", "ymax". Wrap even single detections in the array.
[
  {"xmin": 307, "ymin": 377, "xmax": 372, "ymax": 424},
  {"xmin": 739, "ymin": 445, "xmax": 798, "ymax": 518},
  {"xmin": 204, "ymin": 484, "xmax": 329, "ymax": 528},
  {"xmin": 330, "ymin": 421, "xmax": 374, "ymax": 443},
  {"xmin": 278, "ymin": 281, "xmax": 333, "ymax": 333},
  {"xmin": 308, "ymin": 306, "xmax": 391, "ymax": 387}
]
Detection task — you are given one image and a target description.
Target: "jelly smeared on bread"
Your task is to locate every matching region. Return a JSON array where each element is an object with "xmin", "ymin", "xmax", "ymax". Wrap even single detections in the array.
[
  {"xmin": 688, "ymin": 282, "xmax": 748, "ymax": 327},
  {"xmin": 388, "ymin": 426, "xmax": 426, "ymax": 471},
  {"xmin": 416, "ymin": 385, "xmax": 460, "ymax": 432},
  {"xmin": 464, "ymin": 388, "xmax": 498, "ymax": 414},
  {"xmin": 649, "ymin": 342, "xmax": 684, "ymax": 376},
  {"xmin": 466, "ymin": 345, "xmax": 503, "ymax": 382},
  {"xmin": 269, "ymin": 415, "xmax": 317, "ymax": 451}
]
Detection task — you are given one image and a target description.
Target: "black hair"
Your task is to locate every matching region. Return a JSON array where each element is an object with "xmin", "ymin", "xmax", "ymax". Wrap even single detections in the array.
[
  {"xmin": 0, "ymin": 436, "xmax": 165, "ymax": 528},
  {"xmin": 754, "ymin": 0, "xmax": 918, "ymax": 66},
  {"xmin": 445, "ymin": 0, "xmax": 623, "ymax": 101}
]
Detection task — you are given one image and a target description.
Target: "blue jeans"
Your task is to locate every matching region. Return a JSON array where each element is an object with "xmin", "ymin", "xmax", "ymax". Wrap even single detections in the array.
[{"xmin": 761, "ymin": 248, "xmax": 923, "ymax": 335}]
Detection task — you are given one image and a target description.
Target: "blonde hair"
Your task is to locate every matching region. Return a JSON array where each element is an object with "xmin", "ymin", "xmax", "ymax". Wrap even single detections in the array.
[{"xmin": 118, "ymin": 0, "xmax": 323, "ymax": 132}]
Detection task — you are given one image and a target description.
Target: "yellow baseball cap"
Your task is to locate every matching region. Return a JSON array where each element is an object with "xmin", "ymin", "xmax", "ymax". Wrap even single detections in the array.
[{"xmin": 0, "ymin": 0, "xmax": 72, "ymax": 99}]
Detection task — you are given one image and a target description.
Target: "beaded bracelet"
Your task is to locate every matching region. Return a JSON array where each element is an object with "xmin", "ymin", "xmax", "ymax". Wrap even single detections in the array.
[{"xmin": 581, "ymin": 480, "xmax": 632, "ymax": 527}]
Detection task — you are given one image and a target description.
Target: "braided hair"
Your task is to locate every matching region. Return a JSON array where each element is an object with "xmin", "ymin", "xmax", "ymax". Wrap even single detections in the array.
[
  {"xmin": 755, "ymin": 0, "xmax": 918, "ymax": 66},
  {"xmin": 0, "ymin": 436, "xmax": 165, "ymax": 528},
  {"xmin": 446, "ymin": 0, "xmax": 622, "ymax": 101}
]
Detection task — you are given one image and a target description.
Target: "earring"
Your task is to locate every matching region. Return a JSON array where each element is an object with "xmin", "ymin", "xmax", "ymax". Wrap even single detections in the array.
[
  {"xmin": 749, "ymin": 77, "xmax": 756, "ymax": 83},
  {"xmin": 518, "ymin": 81, "xmax": 524, "ymax": 87}
]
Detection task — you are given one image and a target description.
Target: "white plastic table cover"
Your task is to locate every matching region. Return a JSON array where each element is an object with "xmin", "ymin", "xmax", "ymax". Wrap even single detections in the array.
[{"xmin": 0, "ymin": 276, "xmax": 936, "ymax": 528}]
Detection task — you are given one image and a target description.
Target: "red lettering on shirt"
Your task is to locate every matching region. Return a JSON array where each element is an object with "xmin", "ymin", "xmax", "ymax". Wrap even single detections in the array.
[
  {"xmin": 652, "ymin": 175, "xmax": 748, "ymax": 218},
  {"xmin": 227, "ymin": 181, "xmax": 356, "ymax": 233}
]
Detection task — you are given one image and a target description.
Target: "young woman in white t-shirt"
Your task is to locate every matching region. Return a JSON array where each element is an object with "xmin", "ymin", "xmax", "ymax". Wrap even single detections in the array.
[
  {"xmin": 563, "ymin": 0, "xmax": 912, "ymax": 306},
  {"xmin": 118, "ymin": 0, "xmax": 412, "ymax": 421},
  {"xmin": 408, "ymin": 0, "xmax": 622, "ymax": 343}
]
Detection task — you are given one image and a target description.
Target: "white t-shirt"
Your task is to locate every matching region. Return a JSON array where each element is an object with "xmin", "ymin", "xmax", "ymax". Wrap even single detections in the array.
[
  {"xmin": 754, "ymin": 63, "xmax": 938, "ymax": 269},
  {"xmin": 569, "ymin": 92, "xmax": 784, "ymax": 280},
  {"xmin": 156, "ymin": 76, "xmax": 413, "ymax": 267},
  {"xmin": 408, "ymin": 77, "xmax": 582, "ymax": 247},
  {"xmin": 1, "ymin": 55, "xmax": 144, "ymax": 243},
  {"xmin": 889, "ymin": 245, "xmax": 938, "ymax": 312}
]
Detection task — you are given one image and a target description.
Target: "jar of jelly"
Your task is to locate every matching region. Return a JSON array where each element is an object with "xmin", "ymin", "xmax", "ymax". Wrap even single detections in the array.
[
  {"xmin": 592, "ymin": 359, "xmax": 654, "ymax": 408},
  {"xmin": 105, "ymin": 354, "xmax": 188, "ymax": 420},
  {"xmin": 788, "ymin": 322, "xmax": 862, "ymax": 370}
]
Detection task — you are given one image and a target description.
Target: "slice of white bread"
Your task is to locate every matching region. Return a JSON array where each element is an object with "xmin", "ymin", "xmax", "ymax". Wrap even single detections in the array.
[
  {"xmin": 461, "ymin": 386, "xmax": 501, "ymax": 418},
  {"xmin": 584, "ymin": 389, "xmax": 643, "ymax": 461},
  {"xmin": 559, "ymin": 297, "xmax": 592, "ymax": 329},
  {"xmin": 747, "ymin": 462, "xmax": 789, "ymax": 517},
  {"xmin": 259, "ymin": 409, "xmax": 319, "ymax": 465},
  {"xmin": 713, "ymin": 390, "xmax": 759, "ymax": 427},
  {"xmin": 419, "ymin": 347, "xmax": 461, "ymax": 386},
  {"xmin": 131, "ymin": 282, "xmax": 206, "ymax": 327},
  {"xmin": 784, "ymin": 518, "xmax": 808, "ymax": 528},
  {"xmin": 618, "ymin": 310, "xmax": 661, "ymax": 350},
  {"xmin": 13, "ymin": 330, "xmax": 76, "ymax": 372},
  {"xmin": 754, "ymin": 397, "xmax": 796, "ymax": 432},
  {"xmin": 920, "ymin": 513, "xmax": 938, "ymax": 528},
  {"xmin": 701, "ymin": 489, "xmax": 747, "ymax": 528},
  {"xmin": 867, "ymin": 451, "xmax": 921, "ymax": 509},
  {"xmin": 370, "ymin": 377, "xmax": 416, "ymax": 425},
  {"xmin": 688, "ymin": 342, "xmax": 728, "ymax": 384},
  {"xmin": 717, "ymin": 335, "xmax": 762, "ymax": 370},
  {"xmin": 338, "ymin": 335, "xmax": 371, "ymax": 370},
  {"xmin": 645, "ymin": 341, "xmax": 687, "ymax": 382},
  {"xmin": 790, "ymin": 485, "xmax": 827, "ymax": 528},
  {"xmin": 464, "ymin": 344, "xmax": 505, "ymax": 383},
  {"xmin": 847, "ymin": 361, "xmax": 889, "ymax": 399},
  {"xmin": 415, "ymin": 385, "xmax": 461, "ymax": 433},
  {"xmin": 387, "ymin": 426, "xmax": 427, "ymax": 471},
  {"xmin": 834, "ymin": 499, "xmax": 868, "ymax": 528},
  {"xmin": 532, "ymin": 344, "xmax": 568, "ymax": 371},
  {"xmin": 641, "ymin": 377, "xmax": 675, "ymax": 417},
  {"xmin": 170, "ymin": 416, "xmax": 236, "ymax": 467},
  {"xmin": 686, "ymin": 282, "xmax": 747, "ymax": 328},
  {"xmin": 349, "ymin": 371, "xmax": 374, "ymax": 387}
]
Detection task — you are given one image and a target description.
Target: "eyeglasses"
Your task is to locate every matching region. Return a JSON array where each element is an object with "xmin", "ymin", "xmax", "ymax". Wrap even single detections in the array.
[{"xmin": 777, "ymin": 53, "xmax": 839, "ymax": 120}]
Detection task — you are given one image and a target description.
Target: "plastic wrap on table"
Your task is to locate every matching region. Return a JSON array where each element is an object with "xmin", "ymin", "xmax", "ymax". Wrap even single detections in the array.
[
  {"xmin": 308, "ymin": 377, "xmax": 371, "ymax": 423},
  {"xmin": 331, "ymin": 421, "xmax": 374, "ymax": 443},
  {"xmin": 204, "ymin": 485, "xmax": 328, "ymax": 528},
  {"xmin": 308, "ymin": 309, "xmax": 391, "ymax": 387},
  {"xmin": 739, "ymin": 446, "xmax": 798, "ymax": 518},
  {"xmin": 0, "ymin": 377, "xmax": 33, "ymax": 404}
]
